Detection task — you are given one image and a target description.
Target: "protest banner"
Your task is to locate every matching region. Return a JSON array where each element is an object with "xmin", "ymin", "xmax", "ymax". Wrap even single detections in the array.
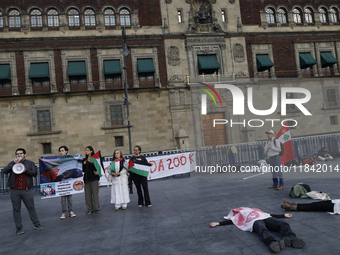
[
  {"xmin": 39, "ymin": 154, "xmax": 84, "ymax": 199},
  {"xmin": 99, "ymin": 152, "xmax": 196, "ymax": 186}
]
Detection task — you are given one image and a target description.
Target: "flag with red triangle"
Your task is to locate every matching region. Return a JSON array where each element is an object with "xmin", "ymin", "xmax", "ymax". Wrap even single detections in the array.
[
  {"xmin": 90, "ymin": 151, "xmax": 105, "ymax": 177},
  {"xmin": 276, "ymin": 122, "xmax": 295, "ymax": 165}
]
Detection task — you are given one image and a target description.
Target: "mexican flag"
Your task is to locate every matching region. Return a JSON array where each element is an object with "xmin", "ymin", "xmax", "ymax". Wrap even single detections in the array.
[
  {"xmin": 91, "ymin": 151, "xmax": 105, "ymax": 177},
  {"xmin": 128, "ymin": 160, "xmax": 150, "ymax": 177},
  {"xmin": 276, "ymin": 122, "xmax": 295, "ymax": 165}
]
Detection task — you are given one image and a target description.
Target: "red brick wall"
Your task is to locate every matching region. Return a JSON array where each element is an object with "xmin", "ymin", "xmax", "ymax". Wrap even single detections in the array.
[
  {"xmin": 246, "ymin": 35, "xmax": 340, "ymax": 78},
  {"xmin": 240, "ymin": 0, "xmax": 340, "ymax": 25},
  {"xmin": 15, "ymin": 51, "xmax": 25, "ymax": 95},
  {"xmin": 0, "ymin": 0, "xmax": 162, "ymax": 26},
  {"xmin": 54, "ymin": 50, "xmax": 63, "ymax": 93}
]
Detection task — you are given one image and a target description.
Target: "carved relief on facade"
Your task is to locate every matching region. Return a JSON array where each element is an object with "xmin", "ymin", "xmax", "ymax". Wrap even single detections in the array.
[
  {"xmin": 169, "ymin": 89, "xmax": 180, "ymax": 106},
  {"xmin": 167, "ymin": 46, "xmax": 181, "ymax": 66},
  {"xmin": 233, "ymin": 43, "xmax": 245, "ymax": 63}
]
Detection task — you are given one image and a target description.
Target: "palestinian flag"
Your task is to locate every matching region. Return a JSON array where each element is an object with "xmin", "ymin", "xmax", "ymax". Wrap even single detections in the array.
[
  {"xmin": 276, "ymin": 122, "xmax": 295, "ymax": 165},
  {"xmin": 110, "ymin": 159, "xmax": 123, "ymax": 173},
  {"xmin": 128, "ymin": 160, "xmax": 150, "ymax": 177},
  {"xmin": 91, "ymin": 151, "xmax": 105, "ymax": 177}
]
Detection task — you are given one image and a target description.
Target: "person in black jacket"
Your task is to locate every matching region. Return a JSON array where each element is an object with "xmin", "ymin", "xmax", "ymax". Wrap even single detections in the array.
[
  {"xmin": 210, "ymin": 208, "xmax": 305, "ymax": 253},
  {"xmin": 2, "ymin": 148, "xmax": 43, "ymax": 235},
  {"xmin": 82, "ymin": 146, "xmax": 100, "ymax": 215},
  {"xmin": 130, "ymin": 145, "xmax": 152, "ymax": 207}
]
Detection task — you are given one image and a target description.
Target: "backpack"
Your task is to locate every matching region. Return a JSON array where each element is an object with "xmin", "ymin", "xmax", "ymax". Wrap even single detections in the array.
[{"xmin": 274, "ymin": 138, "xmax": 284, "ymax": 156}]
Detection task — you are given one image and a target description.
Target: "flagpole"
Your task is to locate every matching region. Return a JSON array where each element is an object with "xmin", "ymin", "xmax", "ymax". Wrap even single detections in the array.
[{"xmin": 122, "ymin": 26, "xmax": 132, "ymax": 155}]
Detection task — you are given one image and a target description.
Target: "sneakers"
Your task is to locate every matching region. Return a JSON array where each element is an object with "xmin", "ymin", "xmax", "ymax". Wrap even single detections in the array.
[
  {"xmin": 122, "ymin": 206, "xmax": 127, "ymax": 210},
  {"xmin": 33, "ymin": 224, "xmax": 44, "ymax": 230},
  {"xmin": 269, "ymin": 185, "xmax": 278, "ymax": 189},
  {"xmin": 95, "ymin": 210, "xmax": 100, "ymax": 214},
  {"xmin": 147, "ymin": 205, "xmax": 152, "ymax": 207},
  {"xmin": 69, "ymin": 211, "xmax": 76, "ymax": 218},
  {"xmin": 16, "ymin": 228, "xmax": 25, "ymax": 235},
  {"xmin": 115, "ymin": 207, "xmax": 120, "ymax": 211},
  {"xmin": 138, "ymin": 205, "xmax": 143, "ymax": 208},
  {"xmin": 60, "ymin": 213, "xmax": 66, "ymax": 220},
  {"xmin": 86, "ymin": 211, "xmax": 93, "ymax": 215}
]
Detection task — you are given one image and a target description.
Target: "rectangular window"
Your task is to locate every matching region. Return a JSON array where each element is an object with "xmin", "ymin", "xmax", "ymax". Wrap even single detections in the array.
[
  {"xmin": 286, "ymin": 93, "xmax": 297, "ymax": 111},
  {"xmin": 330, "ymin": 115, "xmax": 338, "ymax": 125},
  {"xmin": 115, "ymin": 136, "xmax": 123, "ymax": 147},
  {"xmin": 326, "ymin": 88, "xmax": 338, "ymax": 107},
  {"xmin": 0, "ymin": 79, "xmax": 12, "ymax": 95},
  {"xmin": 42, "ymin": 143, "xmax": 52, "ymax": 154},
  {"xmin": 178, "ymin": 10, "xmax": 182, "ymax": 23},
  {"xmin": 105, "ymin": 74, "xmax": 121, "ymax": 89},
  {"xmin": 110, "ymin": 105, "xmax": 123, "ymax": 125},
  {"xmin": 37, "ymin": 110, "xmax": 51, "ymax": 132},
  {"xmin": 139, "ymin": 73, "xmax": 154, "ymax": 87},
  {"xmin": 69, "ymin": 76, "xmax": 87, "ymax": 91},
  {"xmin": 222, "ymin": 10, "xmax": 226, "ymax": 22}
]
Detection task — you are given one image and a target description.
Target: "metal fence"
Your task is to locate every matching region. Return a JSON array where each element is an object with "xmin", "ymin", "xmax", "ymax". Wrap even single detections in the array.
[
  {"xmin": 195, "ymin": 133, "xmax": 340, "ymax": 168},
  {"xmin": 1, "ymin": 133, "xmax": 339, "ymax": 194}
]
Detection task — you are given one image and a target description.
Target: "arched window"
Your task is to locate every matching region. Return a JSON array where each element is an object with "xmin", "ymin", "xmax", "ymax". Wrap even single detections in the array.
[
  {"xmin": 319, "ymin": 8, "xmax": 327, "ymax": 23},
  {"xmin": 47, "ymin": 9, "xmax": 59, "ymax": 27},
  {"xmin": 278, "ymin": 8, "xmax": 287, "ymax": 23},
  {"xmin": 104, "ymin": 9, "xmax": 115, "ymax": 26},
  {"xmin": 120, "ymin": 9, "xmax": 130, "ymax": 26},
  {"xmin": 304, "ymin": 8, "xmax": 313, "ymax": 23},
  {"xmin": 330, "ymin": 8, "xmax": 338, "ymax": 23},
  {"xmin": 30, "ymin": 9, "xmax": 42, "ymax": 27},
  {"xmin": 8, "ymin": 10, "xmax": 20, "ymax": 28},
  {"xmin": 293, "ymin": 8, "xmax": 302, "ymax": 23},
  {"xmin": 266, "ymin": 8, "xmax": 275, "ymax": 24},
  {"xmin": 0, "ymin": 11, "xmax": 3, "ymax": 28},
  {"xmin": 84, "ymin": 9, "xmax": 96, "ymax": 26},
  {"xmin": 68, "ymin": 9, "xmax": 80, "ymax": 26}
]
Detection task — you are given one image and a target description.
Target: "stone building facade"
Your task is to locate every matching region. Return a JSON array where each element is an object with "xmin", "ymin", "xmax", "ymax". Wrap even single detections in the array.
[
  {"xmin": 1, "ymin": 0, "xmax": 340, "ymax": 166},
  {"xmin": 159, "ymin": 0, "xmax": 340, "ymax": 148},
  {"xmin": 0, "ymin": 0, "xmax": 177, "ymax": 166}
]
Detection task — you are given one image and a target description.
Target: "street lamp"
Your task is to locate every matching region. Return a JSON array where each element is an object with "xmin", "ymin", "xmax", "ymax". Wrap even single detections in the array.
[{"xmin": 122, "ymin": 27, "xmax": 132, "ymax": 155}]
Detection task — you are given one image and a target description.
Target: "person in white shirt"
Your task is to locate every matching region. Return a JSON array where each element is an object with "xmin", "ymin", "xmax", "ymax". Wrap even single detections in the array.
[{"xmin": 264, "ymin": 130, "xmax": 284, "ymax": 190}]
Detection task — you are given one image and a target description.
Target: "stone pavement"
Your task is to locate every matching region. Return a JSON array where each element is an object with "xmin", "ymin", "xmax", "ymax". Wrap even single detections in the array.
[{"xmin": 1, "ymin": 159, "xmax": 340, "ymax": 255}]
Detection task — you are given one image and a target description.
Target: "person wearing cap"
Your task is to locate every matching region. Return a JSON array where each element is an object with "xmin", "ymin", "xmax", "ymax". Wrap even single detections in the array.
[{"xmin": 264, "ymin": 130, "xmax": 284, "ymax": 190}]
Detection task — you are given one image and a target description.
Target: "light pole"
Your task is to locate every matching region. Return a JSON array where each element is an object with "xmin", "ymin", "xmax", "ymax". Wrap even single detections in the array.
[{"xmin": 122, "ymin": 27, "xmax": 132, "ymax": 155}]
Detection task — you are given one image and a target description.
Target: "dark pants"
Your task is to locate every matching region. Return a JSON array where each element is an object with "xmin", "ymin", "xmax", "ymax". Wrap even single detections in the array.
[
  {"xmin": 10, "ymin": 189, "xmax": 40, "ymax": 229},
  {"xmin": 253, "ymin": 217, "xmax": 296, "ymax": 246},
  {"xmin": 297, "ymin": 200, "xmax": 334, "ymax": 212},
  {"xmin": 85, "ymin": 180, "xmax": 100, "ymax": 212},
  {"xmin": 131, "ymin": 172, "xmax": 151, "ymax": 206}
]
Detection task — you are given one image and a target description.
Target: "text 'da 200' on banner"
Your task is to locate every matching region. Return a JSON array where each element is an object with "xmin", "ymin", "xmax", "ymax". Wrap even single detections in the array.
[
  {"xmin": 147, "ymin": 152, "xmax": 196, "ymax": 180},
  {"xmin": 39, "ymin": 154, "xmax": 84, "ymax": 199}
]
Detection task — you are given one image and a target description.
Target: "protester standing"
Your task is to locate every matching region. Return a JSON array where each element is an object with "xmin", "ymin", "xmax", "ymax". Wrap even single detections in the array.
[
  {"xmin": 2, "ymin": 148, "xmax": 44, "ymax": 234},
  {"xmin": 59, "ymin": 146, "xmax": 76, "ymax": 219},
  {"xmin": 108, "ymin": 149, "xmax": 130, "ymax": 210},
  {"xmin": 130, "ymin": 145, "xmax": 152, "ymax": 207},
  {"xmin": 264, "ymin": 130, "xmax": 284, "ymax": 190},
  {"xmin": 83, "ymin": 146, "xmax": 100, "ymax": 214}
]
